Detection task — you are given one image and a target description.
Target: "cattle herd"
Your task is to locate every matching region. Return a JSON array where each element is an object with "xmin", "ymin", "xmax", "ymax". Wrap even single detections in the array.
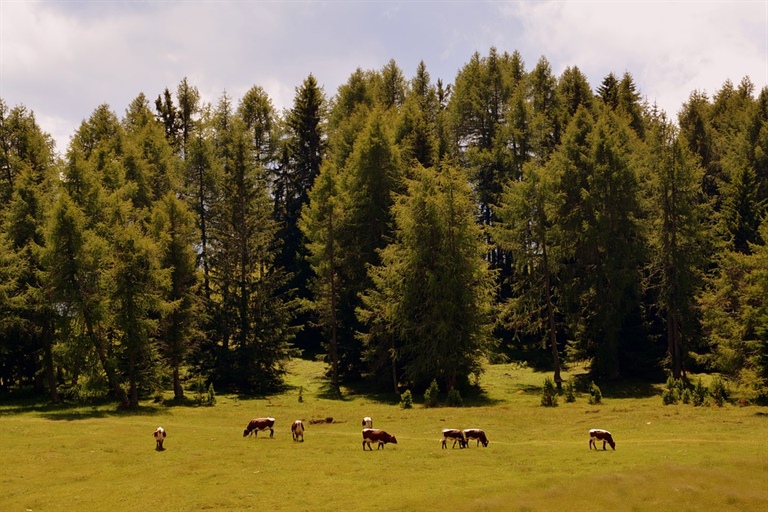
[{"xmin": 153, "ymin": 419, "xmax": 616, "ymax": 452}]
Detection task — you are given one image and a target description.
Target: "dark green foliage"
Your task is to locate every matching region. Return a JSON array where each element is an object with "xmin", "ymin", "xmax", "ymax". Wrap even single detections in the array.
[
  {"xmin": 692, "ymin": 378, "xmax": 708, "ymax": 406},
  {"xmin": 399, "ymin": 389, "xmax": 413, "ymax": 409},
  {"xmin": 662, "ymin": 376, "xmax": 684, "ymax": 405},
  {"xmin": 1, "ymin": 50, "xmax": 767, "ymax": 405},
  {"xmin": 541, "ymin": 377, "xmax": 558, "ymax": 407},
  {"xmin": 564, "ymin": 379, "xmax": 576, "ymax": 403},
  {"xmin": 423, "ymin": 379, "xmax": 440, "ymax": 408},
  {"xmin": 446, "ymin": 387, "xmax": 463, "ymax": 407},
  {"xmin": 711, "ymin": 376, "xmax": 728, "ymax": 406},
  {"xmin": 588, "ymin": 381, "xmax": 603, "ymax": 405}
]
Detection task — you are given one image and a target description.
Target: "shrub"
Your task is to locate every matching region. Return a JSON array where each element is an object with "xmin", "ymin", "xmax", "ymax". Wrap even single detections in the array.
[
  {"xmin": 564, "ymin": 379, "xmax": 576, "ymax": 403},
  {"xmin": 298, "ymin": 386, "xmax": 304, "ymax": 403},
  {"xmin": 541, "ymin": 377, "xmax": 558, "ymax": 407},
  {"xmin": 194, "ymin": 375, "xmax": 206, "ymax": 405},
  {"xmin": 681, "ymin": 388, "xmax": 692, "ymax": 404},
  {"xmin": 692, "ymin": 378, "xmax": 708, "ymax": 406},
  {"xmin": 662, "ymin": 376, "xmax": 683, "ymax": 405},
  {"xmin": 400, "ymin": 389, "xmax": 413, "ymax": 409},
  {"xmin": 423, "ymin": 379, "xmax": 440, "ymax": 408},
  {"xmin": 711, "ymin": 376, "xmax": 728, "ymax": 407},
  {"xmin": 588, "ymin": 381, "xmax": 602, "ymax": 405},
  {"xmin": 207, "ymin": 383, "xmax": 216, "ymax": 406},
  {"xmin": 446, "ymin": 387, "xmax": 463, "ymax": 407}
]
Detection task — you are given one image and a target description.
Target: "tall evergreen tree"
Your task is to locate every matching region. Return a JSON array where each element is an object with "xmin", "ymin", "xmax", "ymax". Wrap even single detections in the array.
[
  {"xmin": 644, "ymin": 112, "xmax": 709, "ymax": 379},
  {"xmin": 151, "ymin": 192, "xmax": 201, "ymax": 400},
  {"xmin": 300, "ymin": 161, "xmax": 348, "ymax": 392},
  {"xmin": 276, "ymin": 74, "xmax": 327, "ymax": 352},
  {"xmin": 208, "ymin": 106, "xmax": 297, "ymax": 393},
  {"xmin": 495, "ymin": 160, "xmax": 564, "ymax": 387},
  {"xmin": 360, "ymin": 162, "xmax": 496, "ymax": 392},
  {"xmin": 555, "ymin": 107, "xmax": 645, "ymax": 379}
]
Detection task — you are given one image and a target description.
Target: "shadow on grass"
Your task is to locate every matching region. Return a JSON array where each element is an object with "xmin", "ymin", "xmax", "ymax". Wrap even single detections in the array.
[{"xmin": 0, "ymin": 395, "xmax": 164, "ymax": 420}]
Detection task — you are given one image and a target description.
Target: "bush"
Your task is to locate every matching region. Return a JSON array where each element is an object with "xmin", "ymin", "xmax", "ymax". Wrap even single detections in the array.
[
  {"xmin": 423, "ymin": 379, "xmax": 440, "ymax": 408},
  {"xmin": 207, "ymin": 383, "xmax": 216, "ymax": 406},
  {"xmin": 446, "ymin": 387, "xmax": 463, "ymax": 407},
  {"xmin": 298, "ymin": 386, "xmax": 304, "ymax": 403},
  {"xmin": 588, "ymin": 381, "xmax": 602, "ymax": 405},
  {"xmin": 692, "ymin": 378, "xmax": 708, "ymax": 406},
  {"xmin": 711, "ymin": 376, "xmax": 727, "ymax": 407},
  {"xmin": 662, "ymin": 376, "xmax": 683, "ymax": 405},
  {"xmin": 564, "ymin": 379, "xmax": 576, "ymax": 403},
  {"xmin": 400, "ymin": 389, "xmax": 413, "ymax": 409},
  {"xmin": 541, "ymin": 377, "xmax": 558, "ymax": 407}
]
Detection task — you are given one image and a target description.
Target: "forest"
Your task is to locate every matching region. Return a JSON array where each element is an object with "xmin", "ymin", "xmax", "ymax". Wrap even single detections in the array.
[{"xmin": 0, "ymin": 48, "xmax": 766, "ymax": 407}]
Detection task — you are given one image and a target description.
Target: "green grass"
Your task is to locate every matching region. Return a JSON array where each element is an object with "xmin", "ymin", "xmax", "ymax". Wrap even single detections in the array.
[{"xmin": 1, "ymin": 360, "xmax": 767, "ymax": 512}]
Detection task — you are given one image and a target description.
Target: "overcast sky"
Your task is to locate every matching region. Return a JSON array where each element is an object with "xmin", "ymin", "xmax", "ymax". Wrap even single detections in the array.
[{"xmin": 2, "ymin": 1, "xmax": 767, "ymax": 154}]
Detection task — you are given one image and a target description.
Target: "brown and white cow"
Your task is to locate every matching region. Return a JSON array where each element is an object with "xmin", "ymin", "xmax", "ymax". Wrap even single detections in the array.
[
  {"xmin": 462, "ymin": 428, "xmax": 489, "ymax": 448},
  {"xmin": 153, "ymin": 426, "xmax": 167, "ymax": 450},
  {"xmin": 291, "ymin": 420, "xmax": 305, "ymax": 442},
  {"xmin": 362, "ymin": 416, "xmax": 373, "ymax": 429},
  {"xmin": 362, "ymin": 428, "xmax": 397, "ymax": 450},
  {"xmin": 441, "ymin": 428, "xmax": 467, "ymax": 449},
  {"xmin": 589, "ymin": 428, "xmax": 616, "ymax": 450},
  {"xmin": 243, "ymin": 417, "xmax": 275, "ymax": 438}
]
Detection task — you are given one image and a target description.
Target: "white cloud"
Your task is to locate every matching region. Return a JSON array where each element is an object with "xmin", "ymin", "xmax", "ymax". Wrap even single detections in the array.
[
  {"xmin": 504, "ymin": 0, "xmax": 768, "ymax": 117},
  {"xmin": 2, "ymin": 0, "xmax": 766, "ymax": 153}
]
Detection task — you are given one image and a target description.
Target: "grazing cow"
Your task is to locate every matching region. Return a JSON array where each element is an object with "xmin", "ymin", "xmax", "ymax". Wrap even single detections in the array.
[
  {"xmin": 153, "ymin": 427, "xmax": 166, "ymax": 451},
  {"xmin": 589, "ymin": 429, "xmax": 616, "ymax": 450},
  {"xmin": 441, "ymin": 428, "xmax": 467, "ymax": 449},
  {"xmin": 362, "ymin": 416, "xmax": 373, "ymax": 429},
  {"xmin": 362, "ymin": 428, "xmax": 397, "ymax": 450},
  {"xmin": 462, "ymin": 428, "xmax": 489, "ymax": 448},
  {"xmin": 291, "ymin": 420, "xmax": 305, "ymax": 442},
  {"xmin": 243, "ymin": 417, "xmax": 275, "ymax": 438}
]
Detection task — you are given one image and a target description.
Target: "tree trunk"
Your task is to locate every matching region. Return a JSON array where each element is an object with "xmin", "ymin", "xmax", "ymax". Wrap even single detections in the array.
[
  {"xmin": 43, "ymin": 335, "xmax": 60, "ymax": 403},
  {"xmin": 88, "ymin": 322, "xmax": 128, "ymax": 408},
  {"xmin": 173, "ymin": 366, "xmax": 183, "ymax": 400}
]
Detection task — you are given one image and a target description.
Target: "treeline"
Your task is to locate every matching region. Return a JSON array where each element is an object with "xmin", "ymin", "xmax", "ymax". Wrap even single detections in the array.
[{"xmin": 1, "ymin": 48, "xmax": 766, "ymax": 406}]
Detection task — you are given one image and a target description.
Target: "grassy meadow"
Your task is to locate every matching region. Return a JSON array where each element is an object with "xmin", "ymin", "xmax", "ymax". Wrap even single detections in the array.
[{"xmin": 1, "ymin": 359, "xmax": 767, "ymax": 512}]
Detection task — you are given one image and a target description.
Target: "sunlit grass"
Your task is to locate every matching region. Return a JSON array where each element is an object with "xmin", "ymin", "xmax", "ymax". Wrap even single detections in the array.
[{"xmin": 1, "ymin": 360, "xmax": 766, "ymax": 512}]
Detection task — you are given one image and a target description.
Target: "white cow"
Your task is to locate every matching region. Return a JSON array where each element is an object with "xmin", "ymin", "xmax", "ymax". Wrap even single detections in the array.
[
  {"xmin": 291, "ymin": 420, "xmax": 305, "ymax": 442},
  {"xmin": 153, "ymin": 427, "xmax": 167, "ymax": 450},
  {"xmin": 362, "ymin": 416, "xmax": 373, "ymax": 428}
]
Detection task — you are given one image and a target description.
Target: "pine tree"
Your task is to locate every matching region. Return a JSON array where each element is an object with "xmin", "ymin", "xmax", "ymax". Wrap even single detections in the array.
[
  {"xmin": 361, "ymin": 162, "xmax": 496, "ymax": 392},
  {"xmin": 300, "ymin": 161, "xmax": 347, "ymax": 392},
  {"xmin": 555, "ymin": 106, "xmax": 645, "ymax": 379},
  {"xmin": 644, "ymin": 112, "xmax": 709, "ymax": 379},
  {"xmin": 151, "ymin": 192, "xmax": 201, "ymax": 400},
  {"xmin": 208, "ymin": 108, "xmax": 297, "ymax": 393}
]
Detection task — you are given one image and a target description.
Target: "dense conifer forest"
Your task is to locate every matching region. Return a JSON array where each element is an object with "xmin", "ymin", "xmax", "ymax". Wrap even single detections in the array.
[{"xmin": 1, "ymin": 48, "xmax": 766, "ymax": 406}]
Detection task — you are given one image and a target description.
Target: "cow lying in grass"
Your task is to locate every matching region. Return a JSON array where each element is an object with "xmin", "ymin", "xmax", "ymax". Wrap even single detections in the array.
[
  {"xmin": 441, "ymin": 429, "xmax": 467, "ymax": 449},
  {"xmin": 362, "ymin": 428, "xmax": 397, "ymax": 450},
  {"xmin": 462, "ymin": 428, "xmax": 489, "ymax": 447},
  {"xmin": 243, "ymin": 417, "xmax": 275, "ymax": 438},
  {"xmin": 589, "ymin": 429, "xmax": 616, "ymax": 450},
  {"xmin": 291, "ymin": 420, "xmax": 305, "ymax": 442},
  {"xmin": 153, "ymin": 427, "xmax": 166, "ymax": 451}
]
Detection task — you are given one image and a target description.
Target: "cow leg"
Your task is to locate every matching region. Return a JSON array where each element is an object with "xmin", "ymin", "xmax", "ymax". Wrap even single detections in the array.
[
  {"xmin": 602, "ymin": 441, "xmax": 607, "ymax": 450},
  {"xmin": 269, "ymin": 428, "xmax": 274, "ymax": 438},
  {"xmin": 441, "ymin": 439, "xmax": 447, "ymax": 449}
]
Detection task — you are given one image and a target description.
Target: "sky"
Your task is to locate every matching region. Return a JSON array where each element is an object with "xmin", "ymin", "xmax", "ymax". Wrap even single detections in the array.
[{"xmin": 2, "ymin": 0, "xmax": 767, "ymax": 155}]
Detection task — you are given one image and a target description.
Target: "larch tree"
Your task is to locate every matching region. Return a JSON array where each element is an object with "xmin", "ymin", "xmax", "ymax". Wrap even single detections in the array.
[
  {"xmin": 361, "ymin": 162, "xmax": 496, "ymax": 392},
  {"xmin": 300, "ymin": 160, "xmax": 348, "ymax": 393},
  {"xmin": 152, "ymin": 192, "xmax": 201, "ymax": 400},
  {"xmin": 644, "ymin": 111, "xmax": 709, "ymax": 380}
]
